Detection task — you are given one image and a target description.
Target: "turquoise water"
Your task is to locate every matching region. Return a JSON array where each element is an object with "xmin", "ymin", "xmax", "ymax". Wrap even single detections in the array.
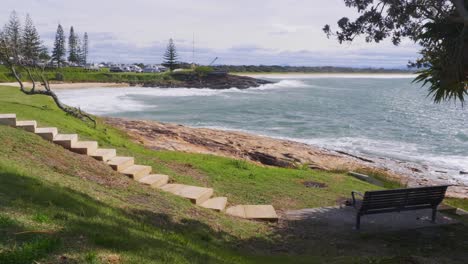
[{"xmin": 56, "ymin": 75, "xmax": 468, "ymax": 182}]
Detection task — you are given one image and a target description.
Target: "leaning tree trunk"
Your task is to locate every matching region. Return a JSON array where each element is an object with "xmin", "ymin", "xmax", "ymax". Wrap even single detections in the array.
[{"xmin": 9, "ymin": 65, "xmax": 96, "ymax": 127}]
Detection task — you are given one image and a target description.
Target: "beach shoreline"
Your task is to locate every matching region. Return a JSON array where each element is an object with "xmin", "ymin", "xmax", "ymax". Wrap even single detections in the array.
[{"xmin": 105, "ymin": 117, "xmax": 467, "ymax": 199}]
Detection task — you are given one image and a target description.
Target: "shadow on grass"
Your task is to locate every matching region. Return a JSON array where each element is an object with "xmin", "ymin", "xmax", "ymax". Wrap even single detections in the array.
[
  {"xmin": 0, "ymin": 168, "xmax": 248, "ymax": 263},
  {"xmin": 1, "ymin": 167, "xmax": 467, "ymax": 264},
  {"xmin": 272, "ymin": 207, "xmax": 468, "ymax": 263}
]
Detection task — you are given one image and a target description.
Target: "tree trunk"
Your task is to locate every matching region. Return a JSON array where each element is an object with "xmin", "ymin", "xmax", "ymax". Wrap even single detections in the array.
[{"xmin": 8, "ymin": 65, "xmax": 97, "ymax": 127}]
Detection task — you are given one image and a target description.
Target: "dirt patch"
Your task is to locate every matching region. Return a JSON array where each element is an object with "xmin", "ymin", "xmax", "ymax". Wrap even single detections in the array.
[
  {"xmin": 302, "ymin": 181, "xmax": 328, "ymax": 189},
  {"xmin": 164, "ymin": 161, "xmax": 210, "ymax": 186}
]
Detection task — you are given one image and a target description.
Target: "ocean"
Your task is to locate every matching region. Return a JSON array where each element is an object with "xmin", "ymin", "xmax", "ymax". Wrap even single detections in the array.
[{"xmin": 55, "ymin": 74, "xmax": 468, "ymax": 185}]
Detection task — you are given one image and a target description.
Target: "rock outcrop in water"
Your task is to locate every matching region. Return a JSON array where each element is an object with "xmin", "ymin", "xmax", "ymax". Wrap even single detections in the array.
[{"xmin": 141, "ymin": 72, "xmax": 272, "ymax": 89}]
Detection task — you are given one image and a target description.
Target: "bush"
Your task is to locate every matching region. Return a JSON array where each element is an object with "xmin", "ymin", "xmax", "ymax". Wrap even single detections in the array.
[
  {"xmin": 194, "ymin": 66, "xmax": 214, "ymax": 77},
  {"xmin": 55, "ymin": 72, "xmax": 64, "ymax": 81}
]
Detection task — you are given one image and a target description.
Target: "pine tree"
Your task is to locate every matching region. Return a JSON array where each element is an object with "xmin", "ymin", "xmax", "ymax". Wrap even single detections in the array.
[
  {"xmin": 68, "ymin": 26, "xmax": 78, "ymax": 63},
  {"xmin": 51, "ymin": 24, "xmax": 66, "ymax": 67},
  {"xmin": 21, "ymin": 14, "xmax": 41, "ymax": 64},
  {"xmin": 76, "ymin": 36, "xmax": 83, "ymax": 65},
  {"xmin": 162, "ymin": 38, "xmax": 178, "ymax": 71},
  {"xmin": 82, "ymin": 32, "xmax": 89, "ymax": 65},
  {"xmin": 38, "ymin": 45, "xmax": 50, "ymax": 61},
  {"xmin": 4, "ymin": 11, "xmax": 22, "ymax": 57}
]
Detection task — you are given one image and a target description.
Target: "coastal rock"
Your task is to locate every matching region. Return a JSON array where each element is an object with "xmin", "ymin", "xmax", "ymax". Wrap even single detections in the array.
[
  {"xmin": 142, "ymin": 73, "xmax": 272, "ymax": 89},
  {"xmin": 247, "ymin": 151, "xmax": 294, "ymax": 168}
]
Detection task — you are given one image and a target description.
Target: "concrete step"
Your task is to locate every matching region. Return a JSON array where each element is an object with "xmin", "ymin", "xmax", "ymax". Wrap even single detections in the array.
[
  {"xmin": 53, "ymin": 134, "xmax": 78, "ymax": 149},
  {"xmin": 200, "ymin": 197, "xmax": 228, "ymax": 212},
  {"xmin": 138, "ymin": 174, "xmax": 169, "ymax": 188},
  {"xmin": 226, "ymin": 205, "xmax": 278, "ymax": 221},
  {"xmin": 0, "ymin": 114, "xmax": 17, "ymax": 126},
  {"xmin": 35, "ymin": 127, "xmax": 58, "ymax": 141},
  {"xmin": 160, "ymin": 184, "xmax": 213, "ymax": 205},
  {"xmin": 159, "ymin": 183, "xmax": 185, "ymax": 192},
  {"xmin": 15, "ymin": 120, "xmax": 37, "ymax": 132},
  {"xmin": 70, "ymin": 141, "xmax": 98, "ymax": 155},
  {"xmin": 107, "ymin": 156, "xmax": 134, "ymax": 171},
  {"xmin": 121, "ymin": 165, "xmax": 152, "ymax": 180},
  {"xmin": 91, "ymin": 148, "xmax": 117, "ymax": 161}
]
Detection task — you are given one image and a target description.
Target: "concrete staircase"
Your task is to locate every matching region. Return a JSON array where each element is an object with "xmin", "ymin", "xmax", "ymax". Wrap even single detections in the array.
[{"xmin": 0, "ymin": 114, "xmax": 278, "ymax": 221}]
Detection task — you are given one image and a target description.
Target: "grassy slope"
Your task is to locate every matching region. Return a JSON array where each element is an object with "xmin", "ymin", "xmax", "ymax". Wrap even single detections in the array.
[{"xmin": 0, "ymin": 85, "xmax": 467, "ymax": 263}]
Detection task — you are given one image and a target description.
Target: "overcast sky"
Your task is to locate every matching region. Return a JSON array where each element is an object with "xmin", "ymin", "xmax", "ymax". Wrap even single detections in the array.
[{"xmin": 1, "ymin": 0, "xmax": 420, "ymax": 67}]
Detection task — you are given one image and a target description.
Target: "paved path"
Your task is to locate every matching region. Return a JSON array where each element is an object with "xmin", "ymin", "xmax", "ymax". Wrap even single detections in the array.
[{"xmin": 283, "ymin": 206, "xmax": 458, "ymax": 232}]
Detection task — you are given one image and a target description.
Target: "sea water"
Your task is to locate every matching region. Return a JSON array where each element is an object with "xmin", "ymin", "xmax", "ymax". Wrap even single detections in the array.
[{"xmin": 55, "ymin": 75, "xmax": 468, "ymax": 184}]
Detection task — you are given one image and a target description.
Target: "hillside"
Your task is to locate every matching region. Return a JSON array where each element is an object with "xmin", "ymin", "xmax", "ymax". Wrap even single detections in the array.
[{"xmin": 0, "ymin": 85, "xmax": 467, "ymax": 263}]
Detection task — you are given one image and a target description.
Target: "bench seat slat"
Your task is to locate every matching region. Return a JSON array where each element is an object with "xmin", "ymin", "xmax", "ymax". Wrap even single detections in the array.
[
  {"xmin": 365, "ymin": 196, "xmax": 444, "ymax": 202},
  {"xmin": 365, "ymin": 186, "xmax": 448, "ymax": 195},
  {"xmin": 368, "ymin": 191, "xmax": 446, "ymax": 198},
  {"xmin": 362, "ymin": 205, "xmax": 434, "ymax": 215}
]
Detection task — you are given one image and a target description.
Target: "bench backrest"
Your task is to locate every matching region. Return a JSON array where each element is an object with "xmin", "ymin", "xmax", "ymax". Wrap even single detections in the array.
[{"xmin": 360, "ymin": 186, "xmax": 449, "ymax": 214}]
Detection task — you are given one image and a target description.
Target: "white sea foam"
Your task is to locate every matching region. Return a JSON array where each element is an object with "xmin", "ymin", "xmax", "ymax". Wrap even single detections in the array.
[
  {"xmin": 197, "ymin": 127, "xmax": 468, "ymax": 177},
  {"xmin": 55, "ymin": 88, "xmax": 154, "ymax": 114},
  {"xmin": 56, "ymin": 86, "xmax": 253, "ymax": 114},
  {"xmin": 55, "ymin": 80, "xmax": 305, "ymax": 114},
  {"xmin": 253, "ymin": 80, "xmax": 309, "ymax": 90},
  {"xmin": 297, "ymin": 137, "xmax": 468, "ymax": 173}
]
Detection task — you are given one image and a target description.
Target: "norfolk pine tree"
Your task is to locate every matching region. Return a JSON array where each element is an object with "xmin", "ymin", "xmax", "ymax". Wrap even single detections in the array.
[
  {"xmin": 22, "ymin": 14, "xmax": 42, "ymax": 64},
  {"xmin": 68, "ymin": 26, "xmax": 78, "ymax": 63},
  {"xmin": 163, "ymin": 38, "xmax": 178, "ymax": 71},
  {"xmin": 51, "ymin": 24, "xmax": 66, "ymax": 67}
]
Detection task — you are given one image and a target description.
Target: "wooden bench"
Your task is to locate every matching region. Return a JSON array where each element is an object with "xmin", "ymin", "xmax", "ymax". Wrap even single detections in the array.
[{"xmin": 351, "ymin": 185, "xmax": 449, "ymax": 230}]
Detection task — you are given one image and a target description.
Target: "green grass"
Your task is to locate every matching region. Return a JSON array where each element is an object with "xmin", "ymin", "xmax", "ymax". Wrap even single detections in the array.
[
  {"xmin": 0, "ymin": 66, "xmax": 172, "ymax": 84},
  {"xmin": 0, "ymin": 85, "xmax": 467, "ymax": 263},
  {"xmin": 0, "ymin": 85, "xmax": 380, "ymax": 210}
]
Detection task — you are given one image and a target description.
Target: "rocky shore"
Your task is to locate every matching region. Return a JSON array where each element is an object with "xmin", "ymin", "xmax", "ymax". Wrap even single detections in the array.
[
  {"xmin": 141, "ymin": 73, "xmax": 272, "ymax": 89},
  {"xmin": 104, "ymin": 117, "xmax": 467, "ymax": 199}
]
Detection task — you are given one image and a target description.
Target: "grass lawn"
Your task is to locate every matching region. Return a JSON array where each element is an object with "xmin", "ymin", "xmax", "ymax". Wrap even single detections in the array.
[
  {"xmin": 0, "ymin": 85, "xmax": 467, "ymax": 263},
  {"xmin": 0, "ymin": 66, "xmax": 171, "ymax": 84}
]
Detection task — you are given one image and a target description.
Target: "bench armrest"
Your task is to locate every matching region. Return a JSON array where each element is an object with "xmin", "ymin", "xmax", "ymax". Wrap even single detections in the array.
[{"xmin": 351, "ymin": 191, "xmax": 364, "ymax": 206}]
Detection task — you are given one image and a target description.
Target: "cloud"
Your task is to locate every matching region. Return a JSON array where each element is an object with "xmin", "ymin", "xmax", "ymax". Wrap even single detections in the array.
[{"xmin": 0, "ymin": 0, "xmax": 421, "ymax": 67}]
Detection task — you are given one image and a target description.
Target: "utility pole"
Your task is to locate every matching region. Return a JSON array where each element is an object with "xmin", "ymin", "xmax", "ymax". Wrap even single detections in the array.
[{"xmin": 192, "ymin": 32, "xmax": 195, "ymax": 69}]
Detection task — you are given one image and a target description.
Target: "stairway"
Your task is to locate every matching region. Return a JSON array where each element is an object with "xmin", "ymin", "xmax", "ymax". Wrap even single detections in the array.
[{"xmin": 0, "ymin": 114, "xmax": 278, "ymax": 221}]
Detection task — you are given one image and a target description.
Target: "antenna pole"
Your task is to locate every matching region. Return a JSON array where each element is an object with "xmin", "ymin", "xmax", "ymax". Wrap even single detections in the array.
[{"xmin": 192, "ymin": 33, "xmax": 195, "ymax": 69}]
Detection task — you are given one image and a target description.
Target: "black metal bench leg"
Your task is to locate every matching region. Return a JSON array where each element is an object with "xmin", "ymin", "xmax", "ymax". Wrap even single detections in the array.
[
  {"xmin": 431, "ymin": 207, "xmax": 437, "ymax": 223},
  {"xmin": 356, "ymin": 214, "xmax": 361, "ymax": 230}
]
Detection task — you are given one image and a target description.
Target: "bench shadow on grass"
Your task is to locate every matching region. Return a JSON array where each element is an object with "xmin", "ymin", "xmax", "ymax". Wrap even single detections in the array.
[{"xmin": 1, "ymin": 169, "xmax": 467, "ymax": 263}]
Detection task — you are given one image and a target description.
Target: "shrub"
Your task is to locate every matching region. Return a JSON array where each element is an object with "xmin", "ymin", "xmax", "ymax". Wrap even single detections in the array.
[
  {"xmin": 55, "ymin": 72, "xmax": 64, "ymax": 81},
  {"xmin": 194, "ymin": 66, "xmax": 214, "ymax": 77}
]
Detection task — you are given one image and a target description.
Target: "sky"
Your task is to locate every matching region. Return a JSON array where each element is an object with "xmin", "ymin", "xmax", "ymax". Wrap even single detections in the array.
[{"xmin": 0, "ymin": 0, "xmax": 420, "ymax": 68}]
